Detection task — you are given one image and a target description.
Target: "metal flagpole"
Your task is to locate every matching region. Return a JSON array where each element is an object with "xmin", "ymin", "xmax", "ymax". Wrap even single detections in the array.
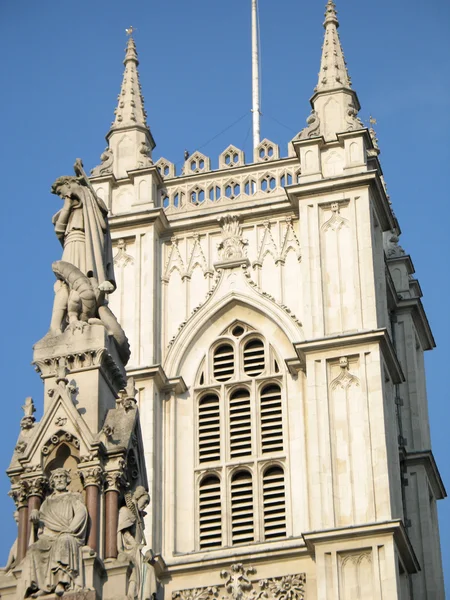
[{"xmin": 251, "ymin": 0, "xmax": 261, "ymax": 161}]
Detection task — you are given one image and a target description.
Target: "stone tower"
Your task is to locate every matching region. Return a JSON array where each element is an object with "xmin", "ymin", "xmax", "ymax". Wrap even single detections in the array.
[{"xmin": 1, "ymin": 2, "xmax": 446, "ymax": 599}]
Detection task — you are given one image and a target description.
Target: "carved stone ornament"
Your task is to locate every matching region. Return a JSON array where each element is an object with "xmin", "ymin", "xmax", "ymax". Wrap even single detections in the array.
[
  {"xmin": 105, "ymin": 470, "xmax": 125, "ymax": 492},
  {"xmin": 28, "ymin": 475, "xmax": 48, "ymax": 498},
  {"xmin": 297, "ymin": 110, "xmax": 321, "ymax": 140},
  {"xmin": 138, "ymin": 141, "xmax": 153, "ymax": 168},
  {"xmin": 91, "ymin": 147, "xmax": 114, "ymax": 177},
  {"xmin": 345, "ymin": 104, "xmax": 364, "ymax": 132},
  {"xmin": 386, "ymin": 231, "xmax": 405, "ymax": 258},
  {"xmin": 20, "ymin": 396, "xmax": 36, "ymax": 430},
  {"xmin": 217, "ymin": 215, "xmax": 248, "ymax": 263},
  {"xmin": 118, "ymin": 376, "xmax": 138, "ymax": 411},
  {"xmin": 9, "ymin": 481, "xmax": 29, "ymax": 508},
  {"xmin": 79, "ymin": 466, "xmax": 104, "ymax": 488},
  {"xmin": 173, "ymin": 564, "xmax": 306, "ymax": 600}
]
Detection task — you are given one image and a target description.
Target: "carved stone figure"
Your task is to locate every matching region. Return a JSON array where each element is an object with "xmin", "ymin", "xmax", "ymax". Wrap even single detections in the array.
[
  {"xmin": 48, "ymin": 160, "xmax": 130, "ymax": 363},
  {"xmin": 2, "ymin": 511, "xmax": 19, "ymax": 573},
  {"xmin": 23, "ymin": 468, "xmax": 88, "ymax": 598},
  {"xmin": 117, "ymin": 487, "xmax": 157, "ymax": 600},
  {"xmin": 297, "ymin": 110, "xmax": 320, "ymax": 140}
]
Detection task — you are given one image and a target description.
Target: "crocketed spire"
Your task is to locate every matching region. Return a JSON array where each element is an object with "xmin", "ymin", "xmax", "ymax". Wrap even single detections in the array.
[
  {"xmin": 111, "ymin": 33, "xmax": 149, "ymax": 130},
  {"xmin": 315, "ymin": 0, "xmax": 352, "ymax": 93}
]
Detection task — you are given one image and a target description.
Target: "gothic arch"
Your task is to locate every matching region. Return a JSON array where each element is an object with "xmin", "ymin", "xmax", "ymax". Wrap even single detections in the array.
[{"xmin": 164, "ymin": 292, "xmax": 303, "ymax": 380}]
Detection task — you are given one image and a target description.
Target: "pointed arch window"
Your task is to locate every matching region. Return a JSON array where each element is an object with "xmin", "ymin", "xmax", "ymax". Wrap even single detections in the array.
[
  {"xmin": 231, "ymin": 470, "xmax": 254, "ymax": 544},
  {"xmin": 262, "ymin": 466, "xmax": 286, "ymax": 540},
  {"xmin": 199, "ymin": 475, "xmax": 222, "ymax": 549},
  {"xmin": 195, "ymin": 325, "xmax": 288, "ymax": 549}
]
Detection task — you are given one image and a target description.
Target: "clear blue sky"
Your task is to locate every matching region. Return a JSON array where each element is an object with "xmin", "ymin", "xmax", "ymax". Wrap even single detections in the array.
[{"xmin": 0, "ymin": 0, "xmax": 448, "ymax": 590}]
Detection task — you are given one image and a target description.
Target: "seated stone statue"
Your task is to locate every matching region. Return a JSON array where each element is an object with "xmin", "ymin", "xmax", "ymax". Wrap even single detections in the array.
[
  {"xmin": 117, "ymin": 487, "xmax": 157, "ymax": 600},
  {"xmin": 23, "ymin": 468, "xmax": 88, "ymax": 598}
]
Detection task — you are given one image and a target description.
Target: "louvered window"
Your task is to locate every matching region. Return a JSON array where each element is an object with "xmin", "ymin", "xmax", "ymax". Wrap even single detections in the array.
[
  {"xmin": 229, "ymin": 389, "xmax": 252, "ymax": 458},
  {"xmin": 213, "ymin": 343, "xmax": 235, "ymax": 381},
  {"xmin": 198, "ymin": 394, "xmax": 220, "ymax": 463},
  {"xmin": 260, "ymin": 384, "xmax": 283, "ymax": 453},
  {"xmin": 231, "ymin": 470, "xmax": 254, "ymax": 544},
  {"xmin": 199, "ymin": 475, "xmax": 222, "ymax": 549},
  {"xmin": 262, "ymin": 466, "xmax": 286, "ymax": 540},
  {"xmin": 243, "ymin": 339, "xmax": 265, "ymax": 376}
]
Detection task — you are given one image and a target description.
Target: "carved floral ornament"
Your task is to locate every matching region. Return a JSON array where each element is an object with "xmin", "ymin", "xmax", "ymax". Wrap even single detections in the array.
[{"xmin": 172, "ymin": 564, "xmax": 306, "ymax": 600}]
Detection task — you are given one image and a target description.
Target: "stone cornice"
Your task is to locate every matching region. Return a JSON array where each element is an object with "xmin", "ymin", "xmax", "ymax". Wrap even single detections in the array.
[
  {"xmin": 164, "ymin": 538, "xmax": 309, "ymax": 573},
  {"xmin": 294, "ymin": 328, "xmax": 405, "ymax": 384},
  {"xmin": 402, "ymin": 450, "xmax": 446, "ymax": 500},
  {"xmin": 109, "ymin": 207, "xmax": 170, "ymax": 234},
  {"xmin": 302, "ymin": 520, "xmax": 420, "ymax": 574},
  {"xmin": 127, "ymin": 365, "xmax": 187, "ymax": 394},
  {"xmin": 395, "ymin": 297, "xmax": 435, "ymax": 351},
  {"xmin": 287, "ymin": 170, "xmax": 394, "ymax": 231}
]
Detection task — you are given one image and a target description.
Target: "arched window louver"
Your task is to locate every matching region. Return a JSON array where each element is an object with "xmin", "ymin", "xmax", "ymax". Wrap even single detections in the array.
[
  {"xmin": 263, "ymin": 466, "xmax": 286, "ymax": 540},
  {"xmin": 260, "ymin": 384, "xmax": 283, "ymax": 453},
  {"xmin": 213, "ymin": 343, "xmax": 235, "ymax": 381},
  {"xmin": 198, "ymin": 394, "xmax": 221, "ymax": 463},
  {"xmin": 243, "ymin": 339, "xmax": 265, "ymax": 376},
  {"xmin": 229, "ymin": 389, "xmax": 252, "ymax": 458},
  {"xmin": 199, "ymin": 475, "xmax": 222, "ymax": 549},
  {"xmin": 231, "ymin": 470, "xmax": 254, "ymax": 544}
]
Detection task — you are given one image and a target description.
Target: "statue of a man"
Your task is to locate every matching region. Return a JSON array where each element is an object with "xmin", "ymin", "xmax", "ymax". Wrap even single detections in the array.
[
  {"xmin": 117, "ymin": 487, "xmax": 157, "ymax": 600},
  {"xmin": 23, "ymin": 468, "xmax": 88, "ymax": 598},
  {"xmin": 51, "ymin": 160, "xmax": 116, "ymax": 294}
]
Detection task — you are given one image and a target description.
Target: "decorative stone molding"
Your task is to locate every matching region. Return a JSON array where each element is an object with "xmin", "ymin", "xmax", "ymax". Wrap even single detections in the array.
[
  {"xmin": 91, "ymin": 147, "xmax": 114, "ymax": 177},
  {"xmin": 114, "ymin": 239, "xmax": 134, "ymax": 268},
  {"xmin": 156, "ymin": 157, "xmax": 176, "ymax": 179},
  {"xmin": 9, "ymin": 481, "xmax": 29, "ymax": 508},
  {"xmin": 27, "ymin": 475, "xmax": 48, "ymax": 499},
  {"xmin": 20, "ymin": 396, "xmax": 36, "ymax": 430},
  {"xmin": 216, "ymin": 215, "xmax": 249, "ymax": 267},
  {"xmin": 35, "ymin": 348, "xmax": 126, "ymax": 391},
  {"xmin": 41, "ymin": 430, "xmax": 80, "ymax": 457},
  {"xmin": 172, "ymin": 564, "xmax": 306, "ymax": 600},
  {"xmin": 255, "ymin": 139, "xmax": 280, "ymax": 163},
  {"xmin": 345, "ymin": 104, "xmax": 364, "ymax": 132},
  {"xmin": 184, "ymin": 151, "xmax": 211, "ymax": 175},
  {"xmin": 79, "ymin": 466, "xmax": 104, "ymax": 489},
  {"xmin": 296, "ymin": 110, "xmax": 321, "ymax": 140},
  {"xmin": 104, "ymin": 470, "xmax": 125, "ymax": 492},
  {"xmin": 330, "ymin": 356, "xmax": 360, "ymax": 390},
  {"xmin": 219, "ymin": 145, "xmax": 245, "ymax": 169}
]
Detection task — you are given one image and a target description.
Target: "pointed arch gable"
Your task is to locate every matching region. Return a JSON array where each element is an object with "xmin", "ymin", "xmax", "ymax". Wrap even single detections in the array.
[{"xmin": 164, "ymin": 292, "xmax": 303, "ymax": 380}]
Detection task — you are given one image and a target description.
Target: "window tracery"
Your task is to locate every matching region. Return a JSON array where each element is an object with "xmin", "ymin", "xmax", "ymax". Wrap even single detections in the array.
[{"xmin": 195, "ymin": 323, "xmax": 287, "ymax": 549}]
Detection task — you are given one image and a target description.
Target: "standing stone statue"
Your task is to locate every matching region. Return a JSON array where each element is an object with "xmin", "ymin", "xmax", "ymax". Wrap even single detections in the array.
[
  {"xmin": 51, "ymin": 159, "xmax": 115, "ymax": 294},
  {"xmin": 117, "ymin": 487, "xmax": 157, "ymax": 600},
  {"xmin": 23, "ymin": 468, "xmax": 88, "ymax": 598}
]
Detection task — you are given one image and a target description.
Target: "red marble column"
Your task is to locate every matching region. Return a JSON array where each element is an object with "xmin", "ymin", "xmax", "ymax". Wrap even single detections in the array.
[
  {"xmin": 85, "ymin": 485, "xmax": 100, "ymax": 552},
  {"xmin": 105, "ymin": 489, "xmax": 119, "ymax": 558},
  {"xmin": 27, "ymin": 495, "xmax": 42, "ymax": 546},
  {"xmin": 17, "ymin": 504, "xmax": 28, "ymax": 563}
]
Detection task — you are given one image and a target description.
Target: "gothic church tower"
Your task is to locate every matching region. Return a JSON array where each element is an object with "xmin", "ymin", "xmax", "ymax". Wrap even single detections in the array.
[{"xmin": 86, "ymin": 3, "xmax": 446, "ymax": 599}]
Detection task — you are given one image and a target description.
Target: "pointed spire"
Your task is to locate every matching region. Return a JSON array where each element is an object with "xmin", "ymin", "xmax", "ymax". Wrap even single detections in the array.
[
  {"xmin": 315, "ymin": 0, "xmax": 352, "ymax": 93},
  {"xmin": 111, "ymin": 31, "xmax": 149, "ymax": 131}
]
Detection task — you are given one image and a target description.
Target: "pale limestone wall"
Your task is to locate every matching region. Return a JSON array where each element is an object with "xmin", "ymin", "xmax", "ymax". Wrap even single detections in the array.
[{"xmin": 101, "ymin": 125, "xmax": 444, "ymax": 598}]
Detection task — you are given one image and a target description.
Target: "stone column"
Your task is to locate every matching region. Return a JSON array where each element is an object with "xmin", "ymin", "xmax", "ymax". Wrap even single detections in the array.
[
  {"xmin": 27, "ymin": 476, "xmax": 47, "ymax": 547},
  {"xmin": 104, "ymin": 472, "xmax": 122, "ymax": 559},
  {"xmin": 80, "ymin": 467, "xmax": 103, "ymax": 553},
  {"xmin": 10, "ymin": 482, "xmax": 29, "ymax": 563}
]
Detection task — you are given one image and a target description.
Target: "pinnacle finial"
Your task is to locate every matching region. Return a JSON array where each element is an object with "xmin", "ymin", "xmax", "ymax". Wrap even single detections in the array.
[
  {"xmin": 324, "ymin": 0, "xmax": 339, "ymax": 28},
  {"xmin": 315, "ymin": 0, "xmax": 351, "ymax": 92}
]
